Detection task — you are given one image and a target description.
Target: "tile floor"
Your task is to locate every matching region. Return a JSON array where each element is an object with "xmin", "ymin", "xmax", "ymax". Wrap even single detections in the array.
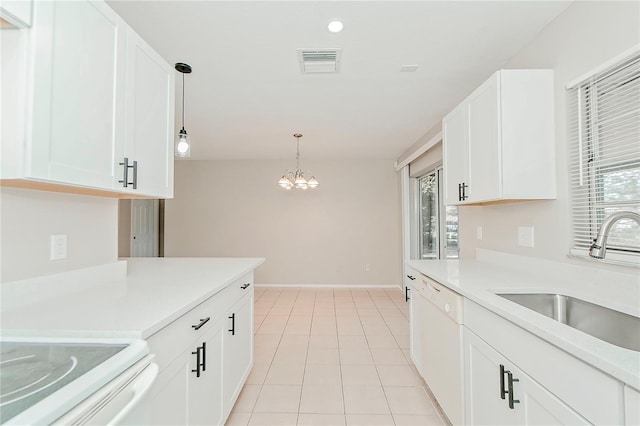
[{"xmin": 225, "ymin": 287, "xmax": 446, "ymax": 426}]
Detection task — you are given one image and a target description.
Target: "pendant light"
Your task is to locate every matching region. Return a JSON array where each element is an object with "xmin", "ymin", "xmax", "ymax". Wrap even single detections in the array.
[
  {"xmin": 175, "ymin": 62, "xmax": 192, "ymax": 158},
  {"xmin": 277, "ymin": 133, "xmax": 319, "ymax": 190}
]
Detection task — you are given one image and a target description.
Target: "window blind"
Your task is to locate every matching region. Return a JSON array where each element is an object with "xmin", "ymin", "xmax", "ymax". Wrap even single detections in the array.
[{"xmin": 568, "ymin": 54, "xmax": 640, "ymax": 257}]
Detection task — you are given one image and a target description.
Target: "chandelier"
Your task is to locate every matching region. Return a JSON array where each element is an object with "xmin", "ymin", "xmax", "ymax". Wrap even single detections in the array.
[{"xmin": 277, "ymin": 133, "xmax": 319, "ymax": 190}]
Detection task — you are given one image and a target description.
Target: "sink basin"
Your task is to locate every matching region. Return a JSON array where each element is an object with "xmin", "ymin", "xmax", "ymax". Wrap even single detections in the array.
[{"xmin": 496, "ymin": 293, "xmax": 640, "ymax": 352}]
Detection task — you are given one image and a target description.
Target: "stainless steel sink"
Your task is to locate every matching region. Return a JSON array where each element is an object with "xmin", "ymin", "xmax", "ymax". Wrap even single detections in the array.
[{"xmin": 496, "ymin": 293, "xmax": 640, "ymax": 352}]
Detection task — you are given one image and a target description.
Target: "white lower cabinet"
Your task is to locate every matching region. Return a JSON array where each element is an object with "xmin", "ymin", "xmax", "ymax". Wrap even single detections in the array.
[
  {"xmin": 464, "ymin": 328, "xmax": 588, "ymax": 425},
  {"xmin": 223, "ymin": 291, "xmax": 254, "ymax": 418},
  {"xmin": 625, "ymin": 386, "xmax": 640, "ymax": 426},
  {"xmin": 464, "ymin": 299, "xmax": 624, "ymax": 425},
  {"xmin": 406, "ymin": 270, "xmax": 423, "ymax": 376},
  {"xmin": 189, "ymin": 323, "xmax": 224, "ymax": 425},
  {"xmin": 145, "ymin": 274, "xmax": 254, "ymax": 425},
  {"xmin": 148, "ymin": 320, "xmax": 223, "ymax": 426}
]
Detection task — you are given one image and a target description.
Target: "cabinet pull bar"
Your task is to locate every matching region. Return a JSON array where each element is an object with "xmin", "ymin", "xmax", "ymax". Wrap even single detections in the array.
[
  {"xmin": 406, "ymin": 275, "xmax": 416, "ymax": 281},
  {"xmin": 119, "ymin": 158, "xmax": 129, "ymax": 188},
  {"xmin": 461, "ymin": 182, "xmax": 468, "ymax": 200},
  {"xmin": 241, "ymin": 283, "xmax": 251, "ymax": 289},
  {"xmin": 499, "ymin": 364, "xmax": 508, "ymax": 400},
  {"xmin": 201, "ymin": 342, "xmax": 206, "ymax": 372},
  {"xmin": 118, "ymin": 158, "xmax": 137, "ymax": 189},
  {"xmin": 458, "ymin": 183, "xmax": 462, "ymax": 201},
  {"xmin": 132, "ymin": 160, "xmax": 138, "ymax": 189},
  {"xmin": 405, "ymin": 286, "xmax": 411, "ymax": 302},
  {"xmin": 507, "ymin": 371, "xmax": 520, "ymax": 409},
  {"xmin": 192, "ymin": 317, "xmax": 210, "ymax": 330},
  {"xmin": 191, "ymin": 347, "xmax": 201, "ymax": 377},
  {"xmin": 229, "ymin": 313, "xmax": 236, "ymax": 335}
]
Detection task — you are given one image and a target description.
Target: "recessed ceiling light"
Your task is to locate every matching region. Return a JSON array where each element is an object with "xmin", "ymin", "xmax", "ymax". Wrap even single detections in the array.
[{"xmin": 327, "ymin": 20, "xmax": 344, "ymax": 33}]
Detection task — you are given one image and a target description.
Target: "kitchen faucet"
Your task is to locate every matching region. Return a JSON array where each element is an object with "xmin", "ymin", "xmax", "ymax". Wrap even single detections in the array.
[{"xmin": 589, "ymin": 211, "xmax": 640, "ymax": 259}]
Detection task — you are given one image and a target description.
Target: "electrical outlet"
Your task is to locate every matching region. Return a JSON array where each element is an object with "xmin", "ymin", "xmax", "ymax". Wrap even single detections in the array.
[
  {"xmin": 518, "ymin": 226, "xmax": 534, "ymax": 248},
  {"xmin": 477, "ymin": 226, "xmax": 483, "ymax": 240},
  {"xmin": 365, "ymin": 263, "xmax": 371, "ymax": 272},
  {"xmin": 50, "ymin": 235, "xmax": 67, "ymax": 260}
]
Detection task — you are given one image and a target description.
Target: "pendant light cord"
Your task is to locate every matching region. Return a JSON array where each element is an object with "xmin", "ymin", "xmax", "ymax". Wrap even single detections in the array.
[{"xmin": 182, "ymin": 72, "xmax": 185, "ymax": 129}]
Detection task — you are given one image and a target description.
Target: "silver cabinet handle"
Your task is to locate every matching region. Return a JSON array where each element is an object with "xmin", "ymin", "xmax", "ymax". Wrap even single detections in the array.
[
  {"xmin": 118, "ymin": 158, "xmax": 137, "ymax": 189},
  {"xmin": 132, "ymin": 160, "xmax": 138, "ymax": 189}
]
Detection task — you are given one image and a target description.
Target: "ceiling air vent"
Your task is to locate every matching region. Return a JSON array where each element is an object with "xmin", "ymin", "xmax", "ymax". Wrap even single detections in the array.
[{"xmin": 297, "ymin": 49, "xmax": 342, "ymax": 74}]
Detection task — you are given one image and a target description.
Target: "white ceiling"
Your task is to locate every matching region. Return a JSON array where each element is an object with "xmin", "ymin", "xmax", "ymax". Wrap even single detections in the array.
[{"xmin": 107, "ymin": 1, "xmax": 571, "ymax": 161}]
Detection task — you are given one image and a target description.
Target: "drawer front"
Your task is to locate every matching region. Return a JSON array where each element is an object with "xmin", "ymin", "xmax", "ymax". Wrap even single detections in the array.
[
  {"xmin": 224, "ymin": 272, "xmax": 254, "ymax": 306},
  {"xmin": 464, "ymin": 299, "xmax": 623, "ymax": 425},
  {"xmin": 147, "ymin": 292, "xmax": 228, "ymax": 371},
  {"xmin": 147, "ymin": 272, "xmax": 254, "ymax": 372}
]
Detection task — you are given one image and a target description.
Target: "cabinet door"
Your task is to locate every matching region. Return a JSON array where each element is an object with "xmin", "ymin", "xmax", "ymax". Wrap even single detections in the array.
[
  {"xmin": 147, "ymin": 321, "xmax": 224, "ymax": 426},
  {"xmin": 467, "ymin": 72, "xmax": 502, "ymax": 202},
  {"xmin": 223, "ymin": 292, "xmax": 254, "ymax": 416},
  {"xmin": 520, "ymin": 375, "xmax": 589, "ymax": 425},
  {"xmin": 465, "ymin": 328, "xmax": 589, "ymax": 426},
  {"xmin": 122, "ymin": 28, "xmax": 175, "ymax": 198},
  {"xmin": 464, "ymin": 328, "xmax": 520, "ymax": 425},
  {"xmin": 29, "ymin": 1, "xmax": 126, "ymax": 189},
  {"xmin": 625, "ymin": 386, "xmax": 640, "ymax": 426},
  {"xmin": 442, "ymin": 102, "xmax": 469, "ymax": 206},
  {"xmin": 189, "ymin": 323, "xmax": 224, "ymax": 426},
  {"xmin": 146, "ymin": 352, "xmax": 189, "ymax": 426},
  {"xmin": 407, "ymin": 282, "xmax": 422, "ymax": 376}
]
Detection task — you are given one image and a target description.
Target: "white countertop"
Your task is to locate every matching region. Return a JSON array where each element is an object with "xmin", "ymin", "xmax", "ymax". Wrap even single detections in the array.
[
  {"xmin": 406, "ymin": 250, "xmax": 640, "ymax": 389},
  {"xmin": 1, "ymin": 257, "xmax": 265, "ymax": 340}
]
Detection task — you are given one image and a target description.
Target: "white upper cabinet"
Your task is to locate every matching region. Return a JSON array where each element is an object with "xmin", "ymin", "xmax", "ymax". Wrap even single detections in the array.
[
  {"xmin": 0, "ymin": 0, "xmax": 175, "ymax": 199},
  {"xmin": 28, "ymin": 1, "xmax": 126, "ymax": 190},
  {"xmin": 120, "ymin": 27, "xmax": 175, "ymax": 198},
  {"xmin": 443, "ymin": 69, "xmax": 556, "ymax": 205},
  {"xmin": 442, "ymin": 102, "xmax": 470, "ymax": 206}
]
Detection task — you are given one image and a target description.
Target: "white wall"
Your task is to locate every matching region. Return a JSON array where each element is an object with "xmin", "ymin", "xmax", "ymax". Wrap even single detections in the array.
[
  {"xmin": 165, "ymin": 159, "xmax": 402, "ymax": 286},
  {"xmin": 0, "ymin": 188, "xmax": 118, "ymax": 282},
  {"xmin": 458, "ymin": 1, "xmax": 640, "ymax": 270}
]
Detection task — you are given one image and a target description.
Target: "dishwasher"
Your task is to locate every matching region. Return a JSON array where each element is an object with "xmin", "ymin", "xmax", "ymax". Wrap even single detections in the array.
[{"xmin": 415, "ymin": 273, "xmax": 464, "ymax": 425}]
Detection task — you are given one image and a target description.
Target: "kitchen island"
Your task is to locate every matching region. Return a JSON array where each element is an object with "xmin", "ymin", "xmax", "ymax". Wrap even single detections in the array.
[{"xmin": 1, "ymin": 257, "xmax": 265, "ymax": 425}]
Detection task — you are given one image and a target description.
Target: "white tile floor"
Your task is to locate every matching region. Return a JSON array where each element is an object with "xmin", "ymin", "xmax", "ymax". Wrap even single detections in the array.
[{"xmin": 225, "ymin": 287, "xmax": 446, "ymax": 426}]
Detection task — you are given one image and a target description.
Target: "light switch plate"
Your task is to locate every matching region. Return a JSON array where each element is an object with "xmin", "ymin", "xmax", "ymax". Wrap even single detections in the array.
[
  {"xmin": 518, "ymin": 226, "xmax": 534, "ymax": 248},
  {"xmin": 50, "ymin": 234, "xmax": 67, "ymax": 260},
  {"xmin": 477, "ymin": 226, "xmax": 483, "ymax": 240}
]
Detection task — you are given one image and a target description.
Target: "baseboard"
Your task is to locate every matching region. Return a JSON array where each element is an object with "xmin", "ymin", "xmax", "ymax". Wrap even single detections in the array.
[{"xmin": 254, "ymin": 283, "xmax": 402, "ymax": 289}]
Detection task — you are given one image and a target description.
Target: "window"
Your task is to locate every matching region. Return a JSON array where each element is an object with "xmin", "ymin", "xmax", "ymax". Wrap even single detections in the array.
[
  {"xmin": 568, "ymin": 53, "xmax": 640, "ymax": 262},
  {"xmin": 417, "ymin": 168, "xmax": 459, "ymax": 259}
]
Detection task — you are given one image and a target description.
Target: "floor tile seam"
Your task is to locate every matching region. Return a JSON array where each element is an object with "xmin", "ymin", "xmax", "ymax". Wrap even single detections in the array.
[{"xmin": 294, "ymin": 327, "xmax": 311, "ymax": 418}]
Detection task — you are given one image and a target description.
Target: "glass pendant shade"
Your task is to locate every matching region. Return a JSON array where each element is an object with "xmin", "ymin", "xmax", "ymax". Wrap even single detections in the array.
[
  {"xmin": 278, "ymin": 175, "xmax": 293, "ymax": 189},
  {"xmin": 175, "ymin": 128, "xmax": 191, "ymax": 157},
  {"xmin": 307, "ymin": 176, "xmax": 319, "ymax": 188},
  {"xmin": 294, "ymin": 171, "xmax": 308, "ymax": 189}
]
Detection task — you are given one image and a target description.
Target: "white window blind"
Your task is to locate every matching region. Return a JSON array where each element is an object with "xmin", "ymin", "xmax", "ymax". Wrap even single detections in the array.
[{"xmin": 568, "ymin": 54, "xmax": 640, "ymax": 259}]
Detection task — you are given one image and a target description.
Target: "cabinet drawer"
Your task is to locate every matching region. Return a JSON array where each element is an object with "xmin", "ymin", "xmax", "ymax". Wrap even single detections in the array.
[
  {"xmin": 147, "ymin": 292, "xmax": 228, "ymax": 371},
  {"xmin": 464, "ymin": 299, "xmax": 624, "ymax": 425},
  {"xmin": 223, "ymin": 272, "xmax": 254, "ymax": 306}
]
